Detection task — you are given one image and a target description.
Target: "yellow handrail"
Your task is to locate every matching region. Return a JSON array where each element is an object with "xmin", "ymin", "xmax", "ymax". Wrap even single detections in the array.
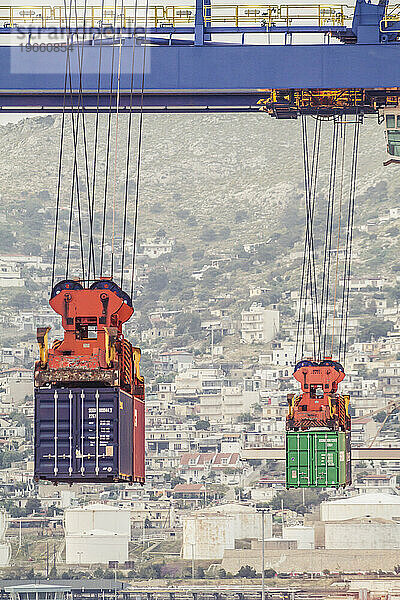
[
  {"xmin": 0, "ymin": 4, "xmax": 353, "ymax": 28},
  {"xmin": 381, "ymin": 3, "xmax": 400, "ymax": 32}
]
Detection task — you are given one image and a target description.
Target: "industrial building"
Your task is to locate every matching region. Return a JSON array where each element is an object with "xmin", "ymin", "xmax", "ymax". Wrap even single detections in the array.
[
  {"xmin": 221, "ymin": 494, "xmax": 400, "ymax": 573},
  {"xmin": 324, "ymin": 518, "xmax": 400, "ymax": 549},
  {"xmin": 182, "ymin": 503, "xmax": 270, "ymax": 560},
  {"xmin": 0, "ymin": 510, "xmax": 11, "ymax": 567},
  {"xmin": 320, "ymin": 492, "xmax": 400, "ymax": 521},
  {"xmin": 282, "ymin": 526, "xmax": 315, "ymax": 550}
]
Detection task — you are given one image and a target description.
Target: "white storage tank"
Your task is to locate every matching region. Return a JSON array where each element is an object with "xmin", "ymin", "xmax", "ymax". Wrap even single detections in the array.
[
  {"xmin": 64, "ymin": 503, "xmax": 131, "ymax": 537},
  {"xmin": 0, "ymin": 510, "xmax": 8, "ymax": 541},
  {"xmin": 325, "ymin": 518, "xmax": 400, "ymax": 550},
  {"xmin": 321, "ymin": 493, "xmax": 400, "ymax": 522},
  {"xmin": 65, "ymin": 529, "xmax": 128, "ymax": 564},
  {"xmin": 0, "ymin": 542, "xmax": 11, "ymax": 566},
  {"xmin": 201, "ymin": 503, "xmax": 271, "ymax": 541},
  {"xmin": 283, "ymin": 526, "xmax": 315, "ymax": 549},
  {"xmin": 182, "ymin": 514, "xmax": 234, "ymax": 560}
]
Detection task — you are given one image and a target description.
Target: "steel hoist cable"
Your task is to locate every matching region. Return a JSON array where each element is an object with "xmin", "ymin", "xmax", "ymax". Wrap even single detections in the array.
[
  {"xmin": 71, "ymin": 0, "xmax": 97, "ymax": 286},
  {"xmin": 111, "ymin": 6, "xmax": 125, "ymax": 280},
  {"xmin": 120, "ymin": 0, "xmax": 140, "ymax": 290},
  {"xmin": 339, "ymin": 114, "xmax": 360, "ymax": 363},
  {"xmin": 53, "ymin": 0, "xmax": 146, "ymax": 293},
  {"xmin": 306, "ymin": 116, "xmax": 322, "ymax": 357},
  {"xmin": 330, "ymin": 123, "xmax": 347, "ymax": 356},
  {"xmin": 130, "ymin": 0, "xmax": 150, "ymax": 299},
  {"xmin": 75, "ymin": 0, "xmax": 97, "ymax": 285},
  {"xmin": 65, "ymin": 0, "xmax": 92, "ymax": 283},
  {"xmin": 296, "ymin": 114, "xmax": 360, "ymax": 365},
  {"xmin": 99, "ymin": 0, "xmax": 120, "ymax": 278},
  {"xmin": 50, "ymin": 0, "xmax": 72, "ymax": 290},
  {"xmin": 319, "ymin": 118, "xmax": 339, "ymax": 358},
  {"xmin": 64, "ymin": 0, "xmax": 86, "ymax": 283},
  {"xmin": 87, "ymin": 0, "xmax": 107, "ymax": 282},
  {"xmin": 296, "ymin": 114, "xmax": 321, "ymax": 362}
]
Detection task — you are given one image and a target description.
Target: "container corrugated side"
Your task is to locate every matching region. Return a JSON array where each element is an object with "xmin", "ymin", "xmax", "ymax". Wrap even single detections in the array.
[
  {"xmin": 133, "ymin": 396, "xmax": 145, "ymax": 481},
  {"xmin": 286, "ymin": 431, "xmax": 314, "ymax": 488},
  {"xmin": 286, "ymin": 430, "xmax": 351, "ymax": 489},
  {"xmin": 34, "ymin": 386, "xmax": 143, "ymax": 484},
  {"xmin": 345, "ymin": 430, "xmax": 352, "ymax": 486},
  {"xmin": 314, "ymin": 431, "xmax": 341, "ymax": 487}
]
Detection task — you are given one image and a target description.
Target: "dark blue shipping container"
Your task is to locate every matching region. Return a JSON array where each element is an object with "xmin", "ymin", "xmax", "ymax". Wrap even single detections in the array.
[{"xmin": 34, "ymin": 387, "xmax": 141, "ymax": 483}]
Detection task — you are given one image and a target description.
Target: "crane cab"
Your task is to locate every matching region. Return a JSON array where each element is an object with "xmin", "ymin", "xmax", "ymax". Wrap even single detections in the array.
[{"xmin": 383, "ymin": 107, "xmax": 400, "ymax": 165}]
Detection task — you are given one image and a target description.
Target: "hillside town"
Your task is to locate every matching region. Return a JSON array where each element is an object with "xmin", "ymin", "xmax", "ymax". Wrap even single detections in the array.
[
  {"xmin": 0, "ymin": 210, "xmax": 398, "ymax": 591},
  {"xmin": 0, "ymin": 108, "xmax": 399, "ymax": 600}
]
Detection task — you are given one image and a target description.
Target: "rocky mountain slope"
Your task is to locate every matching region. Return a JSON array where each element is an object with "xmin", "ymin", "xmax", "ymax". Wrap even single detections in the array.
[{"xmin": 0, "ymin": 112, "xmax": 397, "ymax": 326}]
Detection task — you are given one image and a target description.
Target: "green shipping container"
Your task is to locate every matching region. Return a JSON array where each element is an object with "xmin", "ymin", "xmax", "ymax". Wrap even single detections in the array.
[{"xmin": 286, "ymin": 430, "xmax": 351, "ymax": 489}]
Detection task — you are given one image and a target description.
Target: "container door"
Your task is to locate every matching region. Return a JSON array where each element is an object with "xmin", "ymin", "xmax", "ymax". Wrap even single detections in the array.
[
  {"xmin": 337, "ymin": 432, "xmax": 346, "ymax": 485},
  {"xmin": 345, "ymin": 431, "xmax": 352, "ymax": 486},
  {"xmin": 133, "ymin": 396, "xmax": 145, "ymax": 481},
  {"xmin": 35, "ymin": 388, "xmax": 78, "ymax": 478},
  {"xmin": 315, "ymin": 432, "xmax": 340, "ymax": 487},
  {"xmin": 286, "ymin": 432, "xmax": 314, "ymax": 487},
  {"xmin": 77, "ymin": 388, "xmax": 119, "ymax": 478},
  {"xmin": 118, "ymin": 390, "xmax": 133, "ymax": 480}
]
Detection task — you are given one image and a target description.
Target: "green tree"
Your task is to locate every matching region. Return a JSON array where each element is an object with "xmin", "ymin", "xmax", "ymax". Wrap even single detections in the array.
[
  {"xmin": 25, "ymin": 569, "xmax": 35, "ymax": 580},
  {"xmin": 358, "ymin": 318, "xmax": 394, "ymax": 342},
  {"xmin": 175, "ymin": 312, "xmax": 201, "ymax": 336},
  {"xmin": 236, "ymin": 565, "xmax": 257, "ymax": 578},
  {"xmin": 192, "ymin": 250, "xmax": 205, "ymax": 261},
  {"xmin": 38, "ymin": 190, "xmax": 51, "ymax": 201},
  {"xmin": 149, "ymin": 203, "xmax": 164, "ymax": 214},
  {"xmin": 8, "ymin": 293, "xmax": 32, "ymax": 310},
  {"xmin": 147, "ymin": 271, "xmax": 169, "ymax": 293},
  {"xmin": 237, "ymin": 412, "xmax": 252, "ymax": 423},
  {"xmin": 25, "ymin": 498, "xmax": 42, "ymax": 515},
  {"xmin": 234, "ymin": 210, "xmax": 248, "ymax": 223},
  {"xmin": 196, "ymin": 566, "xmax": 205, "ymax": 579},
  {"xmin": 268, "ymin": 489, "xmax": 327, "ymax": 515},
  {"xmin": 0, "ymin": 224, "xmax": 14, "ymax": 251},
  {"xmin": 264, "ymin": 568, "xmax": 277, "ymax": 578},
  {"xmin": 22, "ymin": 242, "xmax": 41, "ymax": 255},
  {"xmin": 175, "ymin": 209, "xmax": 190, "ymax": 220},
  {"xmin": 170, "ymin": 476, "xmax": 185, "ymax": 487},
  {"xmin": 93, "ymin": 567, "xmax": 105, "ymax": 578},
  {"xmin": 218, "ymin": 568, "xmax": 227, "ymax": 578},
  {"xmin": 195, "ymin": 420, "xmax": 210, "ymax": 431},
  {"xmin": 139, "ymin": 564, "xmax": 162, "ymax": 579},
  {"xmin": 374, "ymin": 411, "xmax": 387, "ymax": 423},
  {"xmin": 200, "ymin": 226, "xmax": 216, "ymax": 241}
]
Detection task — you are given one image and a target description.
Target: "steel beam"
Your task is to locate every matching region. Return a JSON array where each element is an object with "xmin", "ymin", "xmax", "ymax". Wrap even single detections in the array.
[
  {"xmin": 241, "ymin": 447, "xmax": 400, "ymax": 460},
  {"xmin": 0, "ymin": 43, "xmax": 400, "ymax": 111},
  {"xmin": 0, "ymin": 25, "xmax": 348, "ymax": 35},
  {"xmin": 0, "ymin": 91, "xmax": 263, "ymax": 111}
]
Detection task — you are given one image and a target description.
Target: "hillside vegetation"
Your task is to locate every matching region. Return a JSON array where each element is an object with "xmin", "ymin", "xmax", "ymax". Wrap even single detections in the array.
[{"xmin": 0, "ymin": 113, "xmax": 397, "ymax": 345}]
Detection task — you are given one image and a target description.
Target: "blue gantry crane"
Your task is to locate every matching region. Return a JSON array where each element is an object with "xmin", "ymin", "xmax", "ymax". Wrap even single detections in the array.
[{"xmin": 0, "ymin": 0, "xmax": 399, "ymax": 115}]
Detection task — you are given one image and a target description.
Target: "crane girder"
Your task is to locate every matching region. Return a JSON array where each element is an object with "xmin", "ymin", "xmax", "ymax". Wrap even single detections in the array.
[
  {"xmin": 0, "ymin": 43, "xmax": 400, "ymax": 113},
  {"xmin": 0, "ymin": 0, "xmax": 397, "ymax": 112}
]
